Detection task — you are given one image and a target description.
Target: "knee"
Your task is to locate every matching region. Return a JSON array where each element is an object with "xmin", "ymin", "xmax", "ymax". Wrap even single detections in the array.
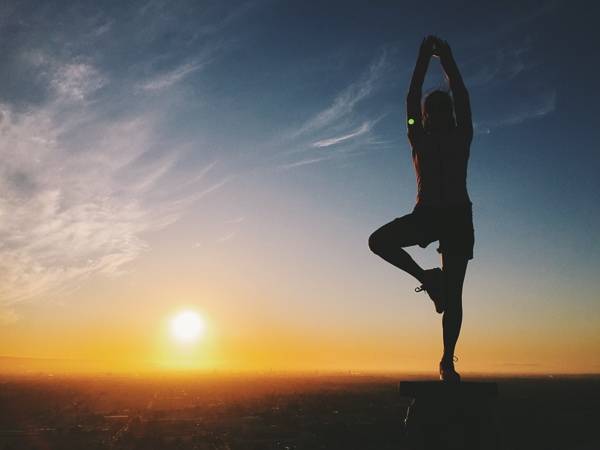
[
  {"xmin": 443, "ymin": 289, "xmax": 463, "ymax": 313},
  {"xmin": 368, "ymin": 231, "xmax": 380, "ymax": 254},
  {"xmin": 444, "ymin": 297, "xmax": 462, "ymax": 313}
]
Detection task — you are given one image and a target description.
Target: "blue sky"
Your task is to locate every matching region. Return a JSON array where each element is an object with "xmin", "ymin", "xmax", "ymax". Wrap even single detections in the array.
[{"xmin": 0, "ymin": 0, "xmax": 598, "ymax": 372}]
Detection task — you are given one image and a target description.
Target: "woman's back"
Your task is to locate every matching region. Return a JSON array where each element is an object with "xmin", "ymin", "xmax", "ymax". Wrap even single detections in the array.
[{"xmin": 410, "ymin": 127, "xmax": 472, "ymax": 207}]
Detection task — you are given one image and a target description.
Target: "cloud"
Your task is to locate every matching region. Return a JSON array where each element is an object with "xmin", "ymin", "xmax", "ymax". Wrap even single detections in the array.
[
  {"xmin": 499, "ymin": 90, "xmax": 556, "ymax": 126},
  {"xmin": 51, "ymin": 62, "xmax": 107, "ymax": 100},
  {"xmin": 0, "ymin": 2, "xmax": 253, "ymax": 320},
  {"xmin": 311, "ymin": 121, "xmax": 373, "ymax": 148},
  {"xmin": 138, "ymin": 60, "xmax": 206, "ymax": 92},
  {"xmin": 292, "ymin": 52, "xmax": 387, "ymax": 138},
  {"xmin": 22, "ymin": 51, "xmax": 107, "ymax": 103},
  {"xmin": 277, "ymin": 53, "xmax": 389, "ymax": 170},
  {"xmin": 216, "ymin": 231, "xmax": 237, "ymax": 243},
  {"xmin": 465, "ymin": 39, "xmax": 538, "ymax": 88},
  {"xmin": 475, "ymin": 90, "xmax": 556, "ymax": 134},
  {"xmin": 278, "ymin": 155, "xmax": 337, "ymax": 170},
  {"xmin": 0, "ymin": 62, "xmax": 226, "ymax": 314}
]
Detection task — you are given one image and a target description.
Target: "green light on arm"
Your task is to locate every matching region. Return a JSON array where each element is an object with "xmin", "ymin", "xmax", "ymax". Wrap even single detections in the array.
[{"xmin": 408, "ymin": 118, "xmax": 415, "ymax": 125}]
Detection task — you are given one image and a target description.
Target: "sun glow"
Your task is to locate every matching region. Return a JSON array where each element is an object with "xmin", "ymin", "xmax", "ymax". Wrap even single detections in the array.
[{"xmin": 170, "ymin": 310, "xmax": 205, "ymax": 343}]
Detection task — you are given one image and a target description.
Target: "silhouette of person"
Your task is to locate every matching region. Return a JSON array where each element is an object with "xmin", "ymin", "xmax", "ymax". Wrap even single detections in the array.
[{"xmin": 368, "ymin": 36, "xmax": 474, "ymax": 382}]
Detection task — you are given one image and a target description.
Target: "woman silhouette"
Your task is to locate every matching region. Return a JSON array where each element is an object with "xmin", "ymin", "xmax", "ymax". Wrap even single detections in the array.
[{"xmin": 368, "ymin": 36, "xmax": 474, "ymax": 382}]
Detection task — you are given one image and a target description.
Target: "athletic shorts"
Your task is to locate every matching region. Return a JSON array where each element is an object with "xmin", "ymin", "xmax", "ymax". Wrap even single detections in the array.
[{"xmin": 390, "ymin": 203, "xmax": 474, "ymax": 259}]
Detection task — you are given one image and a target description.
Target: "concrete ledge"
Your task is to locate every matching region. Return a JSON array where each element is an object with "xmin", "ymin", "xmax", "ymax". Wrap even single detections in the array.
[
  {"xmin": 398, "ymin": 381, "xmax": 499, "ymax": 450},
  {"xmin": 399, "ymin": 381, "xmax": 498, "ymax": 399}
]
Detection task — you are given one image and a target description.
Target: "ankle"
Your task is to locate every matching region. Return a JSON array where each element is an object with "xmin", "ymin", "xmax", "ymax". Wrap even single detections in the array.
[
  {"xmin": 441, "ymin": 354, "xmax": 455, "ymax": 364},
  {"xmin": 415, "ymin": 269, "xmax": 426, "ymax": 284}
]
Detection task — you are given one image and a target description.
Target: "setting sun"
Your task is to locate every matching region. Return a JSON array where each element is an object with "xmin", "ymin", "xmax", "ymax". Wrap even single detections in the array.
[{"xmin": 170, "ymin": 310, "xmax": 205, "ymax": 343}]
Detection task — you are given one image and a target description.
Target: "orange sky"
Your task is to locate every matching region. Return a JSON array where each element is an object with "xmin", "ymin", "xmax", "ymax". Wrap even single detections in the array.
[{"xmin": 1, "ymin": 251, "xmax": 598, "ymax": 375}]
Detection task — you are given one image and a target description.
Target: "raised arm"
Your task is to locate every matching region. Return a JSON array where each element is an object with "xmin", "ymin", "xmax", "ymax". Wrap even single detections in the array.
[
  {"xmin": 435, "ymin": 38, "xmax": 473, "ymax": 138},
  {"xmin": 406, "ymin": 37, "xmax": 434, "ymax": 142}
]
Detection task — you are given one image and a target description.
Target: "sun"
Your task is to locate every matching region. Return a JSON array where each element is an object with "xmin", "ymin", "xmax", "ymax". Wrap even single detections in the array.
[{"xmin": 170, "ymin": 310, "xmax": 205, "ymax": 343}]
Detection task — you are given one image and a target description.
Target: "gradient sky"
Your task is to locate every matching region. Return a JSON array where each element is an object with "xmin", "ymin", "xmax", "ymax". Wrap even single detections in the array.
[{"xmin": 0, "ymin": 0, "xmax": 598, "ymax": 374}]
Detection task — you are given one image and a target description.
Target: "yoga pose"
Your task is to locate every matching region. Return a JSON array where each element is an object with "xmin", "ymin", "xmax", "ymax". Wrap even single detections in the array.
[{"xmin": 368, "ymin": 36, "xmax": 474, "ymax": 382}]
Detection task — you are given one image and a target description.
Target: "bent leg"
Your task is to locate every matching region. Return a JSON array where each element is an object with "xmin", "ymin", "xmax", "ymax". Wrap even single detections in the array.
[
  {"xmin": 368, "ymin": 217, "xmax": 427, "ymax": 283},
  {"xmin": 441, "ymin": 253, "xmax": 468, "ymax": 361}
]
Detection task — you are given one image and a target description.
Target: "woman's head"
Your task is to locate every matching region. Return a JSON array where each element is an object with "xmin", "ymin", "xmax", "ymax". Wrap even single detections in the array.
[{"xmin": 422, "ymin": 90, "xmax": 455, "ymax": 132}]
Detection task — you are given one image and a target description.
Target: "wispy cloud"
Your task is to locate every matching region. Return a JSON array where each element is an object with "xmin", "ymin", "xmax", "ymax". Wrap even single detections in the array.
[
  {"xmin": 51, "ymin": 62, "xmax": 107, "ymax": 100},
  {"xmin": 192, "ymin": 216, "xmax": 244, "ymax": 248},
  {"xmin": 216, "ymin": 231, "xmax": 237, "ymax": 243},
  {"xmin": 464, "ymin": 38, "xmax": 540, "ymax": 89},
  {"xmin": 292, "ymin": 52, "xmax": 387, "ymax": 138},
  {"xmin": 475, "ymin": 90, "xmax": 556, "ymax": 134},
  {"xmin": 138, "ymin": 60, "xmax": 206, "ymax": 92},
  {"xmin": 499, "ymin": 90, "xmax": 556, "ymax": 126},
  {"xmin": 276, "ymin": 53, "xmax": 389, "ymax": 170},
  {"xmin": 0, "ymin": 58, "xmax": 226, "ymax": 315},
  {"xmin": 311, "ymin": 120, "xmax": 373, "ymax": 148},
  {"xmin": 278, "ymin": 155, "xmax": 337, "ymax": 170},
  {"xmin": 23, "ymin": 51, "xmax": 107, "ymax": 103}
]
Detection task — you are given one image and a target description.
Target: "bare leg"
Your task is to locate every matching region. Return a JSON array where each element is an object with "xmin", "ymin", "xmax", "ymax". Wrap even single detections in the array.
[
  {"xmin": 368, "ymin": 220, "xmax": 426, "ymax": 283},
  {"xmin": 441, "ymin": 253, "xmax": 468, "ymax": 361}
]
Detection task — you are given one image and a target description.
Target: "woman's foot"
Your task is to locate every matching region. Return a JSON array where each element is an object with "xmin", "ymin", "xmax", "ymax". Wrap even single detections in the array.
[
  {"xmin": 415, "ymin": 268, "xmax": 445, "ymax": 313},
  {"xmin": 439, "ymin": 355, "xmax": 460, "ymax": 382}
]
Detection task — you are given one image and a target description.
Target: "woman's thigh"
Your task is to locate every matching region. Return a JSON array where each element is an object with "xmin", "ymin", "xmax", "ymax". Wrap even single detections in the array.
[{"xmin": 370, "ymin": 212, "xmax": 433, "ymax": 250}]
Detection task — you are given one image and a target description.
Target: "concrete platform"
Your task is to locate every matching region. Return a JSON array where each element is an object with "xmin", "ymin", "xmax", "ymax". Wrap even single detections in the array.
[
  {"xmin": 399, "ymin": 381, "xmax": 498, "ymax": 398},
  {"xmin": 398, "ymin": 381, "xmax": 499, "ymax": 450}
]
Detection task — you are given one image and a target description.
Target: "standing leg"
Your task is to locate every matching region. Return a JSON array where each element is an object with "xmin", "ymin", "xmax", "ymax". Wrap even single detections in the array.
[{"xmin": 440, "ymin": 253, "xmax": 468, "ymax": 373}]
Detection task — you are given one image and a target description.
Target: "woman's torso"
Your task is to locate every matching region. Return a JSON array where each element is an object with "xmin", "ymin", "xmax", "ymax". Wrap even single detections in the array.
[{"xmin": 411, "ymin": 127, "xmax": 471, "ymax": 207}]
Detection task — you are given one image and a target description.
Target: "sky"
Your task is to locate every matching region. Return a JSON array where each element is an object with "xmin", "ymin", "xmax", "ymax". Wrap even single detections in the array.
[{"xmin": 0, "ymin": 0, "xmax": 598, "ymax": 375}]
